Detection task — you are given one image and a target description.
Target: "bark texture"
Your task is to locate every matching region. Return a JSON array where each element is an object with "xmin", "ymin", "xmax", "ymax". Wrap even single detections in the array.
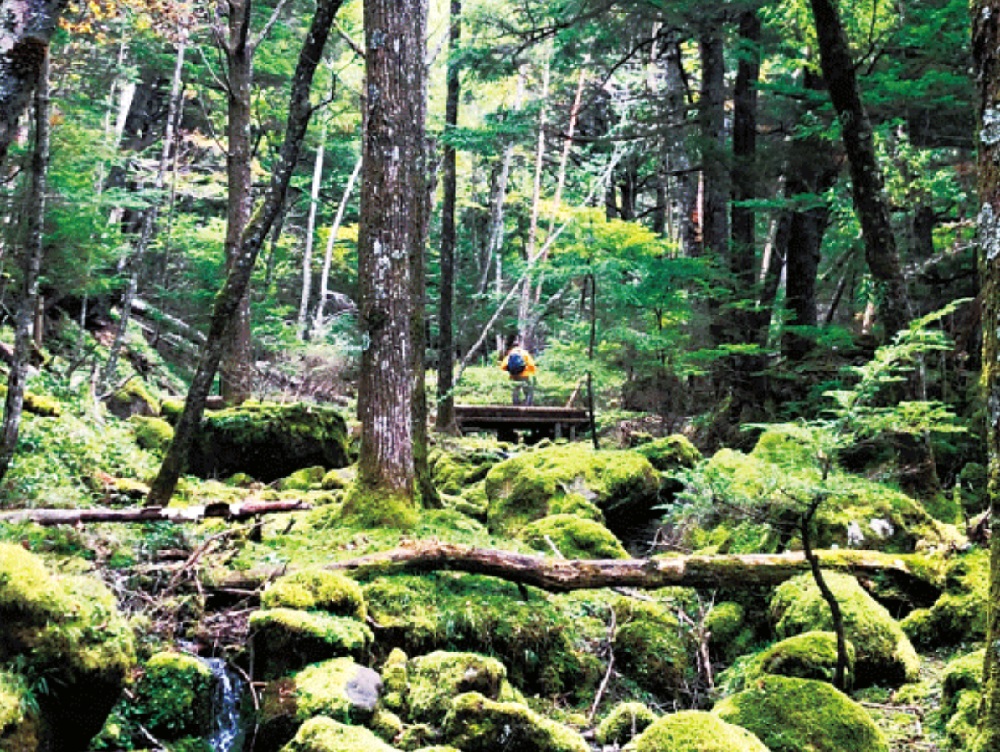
[
  {"xmin": 0, "ymin": 0, "xmax": 68, "ymax": 168},
  {"xmin": 356, "ymin": 0, "xmax": 427, "ymax": 499},
  {"xmin": 975, "ymin": 1, "xmax": 1000, "ymax": 745},
  {"xmin": 147, "ymin": 0, "xmax": 342, "ymax": 505},
  {"xmin": 808, "ymin": 0, "xmax": 911, "ymax": 339}
]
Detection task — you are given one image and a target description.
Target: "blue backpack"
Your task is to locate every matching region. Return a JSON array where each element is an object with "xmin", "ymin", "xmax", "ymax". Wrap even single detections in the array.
[{"xmin": 507, "ymin": 351, "xmax": 527, "ymax": 376}]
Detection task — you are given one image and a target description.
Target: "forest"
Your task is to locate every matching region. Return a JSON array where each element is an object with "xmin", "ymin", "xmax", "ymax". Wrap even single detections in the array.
[{"xmin": 2, "ymin": 0, "xmax": 1000, "ymax": 750}]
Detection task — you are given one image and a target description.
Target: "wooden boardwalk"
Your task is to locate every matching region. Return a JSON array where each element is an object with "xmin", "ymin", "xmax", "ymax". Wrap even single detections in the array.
[{"xmin": 453, "ymin": 404, "xmax": 591, "ymax": 442}]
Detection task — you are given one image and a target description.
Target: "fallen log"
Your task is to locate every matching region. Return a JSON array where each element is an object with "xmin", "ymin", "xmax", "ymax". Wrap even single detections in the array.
[
  {"xmin": 326, "ymin": 540, "xmax": 942, "ymax": 602},
  {"xmin": 0, "ymin": 499, "xmax": 311, "ymax": 526}
]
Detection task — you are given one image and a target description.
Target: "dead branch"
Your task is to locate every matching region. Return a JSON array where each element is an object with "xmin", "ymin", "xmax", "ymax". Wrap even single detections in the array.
[{"xmin": 0, "ymin": 499, "xmax": 310, "ymax": 526}]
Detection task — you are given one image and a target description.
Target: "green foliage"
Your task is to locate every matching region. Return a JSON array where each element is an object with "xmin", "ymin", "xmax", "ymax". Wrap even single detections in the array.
[
  {"xmin": 132, "ymin": 651, "xmax": 213, "ymax": 740},
  {"xmin": 629, "ymin": 710, "xmax": 770, "ymax": 752},
  {"xmin": 900, "ymin": 548, "xmax": 988, "ymax": 647},
  {"xmin": 130, "ymin": 416, "xmax": 174, "ymax": 453},
  {"xmin": 595, "ymin": 702, "xmax": 658, "ymax": 746},
  {"xmin": 714, "ymin": 675, "xmax": 889, "ymax": 752},
  {"xmin": 770, "ymin": 572, "xmax": 920, "ymax": 686}
]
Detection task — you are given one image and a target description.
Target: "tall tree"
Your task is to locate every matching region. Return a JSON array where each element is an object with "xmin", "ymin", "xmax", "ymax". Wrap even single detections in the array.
[
  {"xmin": 436, "ymin": 0, "xmax": 461, "ymax": 434},
  {"xmin": 808, "ymin": 0, "xmax": 911, "ymax": 340},
  {"xmin": 0, "ymin": 0, "xmax": 69, "ymax": 168},
  {"xmin": 0, "ymin": 43, "xmax": 48, "ymax": 485},
  {"xmin": 351, "ymin": 0, "xmax": 428, "ymax": 515},
  {"xmin": 975, "ymin": 1, "xmax": 1000, "ymax": 745},
  {"xmin": 147, "ymin": 0, "xmax": 343, "ymax": 505}
]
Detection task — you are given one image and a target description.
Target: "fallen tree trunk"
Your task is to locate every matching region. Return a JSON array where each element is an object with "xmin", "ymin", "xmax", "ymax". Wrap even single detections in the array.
[
  {"xmin": 326, "ymin": 540, "xmax": 941, "ymax": 601},
  {"xmin": 0, "ymin": 499, "xmax": 310, "ymax": 526}
]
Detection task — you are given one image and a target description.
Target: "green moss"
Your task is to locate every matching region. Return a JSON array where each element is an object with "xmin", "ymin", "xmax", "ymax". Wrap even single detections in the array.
[
  {"xmin": 341, "ymin": 485, "xmax": 420, "ymax": 529},
  {"xmin": 518, "ymin": 514, "xmax": 628, "ymax": 559},
  {"xmin": 942, "ymin": 649, "xmax": 984, "ymax": 717},
  {"xmin": 250, "ymin": 609, "xmax": 373, "ymax": 679},
  {"xmin": 280, "ymin": 466, "xmax": 328, "ymax": 491},
  {"xmin": 322, "ymin": 467, "xmax": 354, "ymax": 490},
  {"xmin": 430, "ymin": 438, "xmax": 509, "ymax": 495},
  {"xmin": 0, "ymin": 673, "xmax": 38, "ymax": 752},
  {"xmin": 945, "ymin": 688, "xmax": 981, "ymax": 750},
  {"xmin": 107, "ymin": 378, "xmax": 160, "ymax": 416},
  {"xmin": 612, "ymin": 597, "xmax": 689, "ymax": 698},
  {"xmin": 901, "ymin": 548, "xmax": 988, "ymax": 648},
  {"xmin": 706, "ymin": 601, "xmax": 759, "ymax": 662},
  {"xmin": 714, "ymin": 675, "xmax": 888, "ymax": 752},
  {"xmin": 724, "ymin": 632, "xmax": 856, "ymax": 692},
  {"xmin": 133, "ymin": 651, "xmax": 213, "ymax": 740},
  {"xmin": 295, "ymin": 658, "xmax": 379, "ymax": 724},
  {"xmin": 363, "ymin": 574, "xmax": 600, "ymax": 698},
  {"xmin": 161, "ymin": 397, "xmax": 185, "ymax": 420},
  {"xmin": 595, "ymin": 702, "xmax": 658, "ymax": 746},
  {"xmin": 280, "ymin": 716, "xmax": 397, "ymax": 752},
  {"xmin": 0, "ymin": 383, "xmax": 63, "ymax": 417},
  {"xmin": 262, "ymin": 569, "xmax": 367, "ymax": 619},
  {"xmin": 629, "ymin": 710, "xmax": 769, "ymax": 752},
  {"xmin": 634, "ymin": 434, "xmax": 702, "ymax": 471},
  {"xmin": 770, "ymin": 571, "xmax": 919, "ymax": 686},
  {"xmin": 484, "ymin": 444, "xmax": 659, "ymax": 535},
  {"xmin": 441, "ymin": 692, "xmax": 588, "ymax": 752},
  {"xmin": 406, "ymin": 651, "xmax": 518, "ymax": 726},
  {"xmin": 412, "ymin": 747, "xmax": 461, "ymax": 752}
]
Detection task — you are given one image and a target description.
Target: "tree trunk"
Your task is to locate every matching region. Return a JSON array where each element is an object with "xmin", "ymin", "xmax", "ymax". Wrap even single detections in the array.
[
  {"xmin": 220, "ymin": 0, "xmax": 255, "ymax": 405},
  {"xmin": 0, "ymin": 44, "xmax": 47, "ymax": 486},
  {"xmin": 147, "ymin": 0, "xmax": 343, "ymax": 506},
  {"xmin": 315, "ymin": 154, "xmax": 362, "ymax": 330},
  {"xmin": 436, "ymin": 0, "xmax": 461, "ymax": 434},
  {"xmin": 699, "ymin": 25, "xmax": 728, "ymax": 262},
  {"xmin": 808, "ymin": 0, "xmax": 911, "ymax": 340},
  {"xmin": 974, "ymin": 1, "xmax": 1000, "ymax": 744},
  {"xmin": 354, "ymin": 0, "xmax": 427, "ymax": 509},
  {"xmin": 0, "ymin": 0, "xmax": 69, "ymax": 169},
  {"xmin": 298, "ymin": 128, "xmax": 326, "ymax": 340},
  {"xmin": 324, "ymin": 541, "xmax": 938, "ymax": 598}
]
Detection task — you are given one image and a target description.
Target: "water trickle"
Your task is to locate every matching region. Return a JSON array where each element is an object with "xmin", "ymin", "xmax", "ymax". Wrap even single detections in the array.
[{"xmin": 205, "ymin": 658, "xmax": 246, "ymax": 752}]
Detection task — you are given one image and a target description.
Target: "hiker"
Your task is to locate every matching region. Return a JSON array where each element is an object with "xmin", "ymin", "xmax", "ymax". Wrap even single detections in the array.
[{"xmin": 500, "ymin": 341, "xmax": 537, "ymax": 406}]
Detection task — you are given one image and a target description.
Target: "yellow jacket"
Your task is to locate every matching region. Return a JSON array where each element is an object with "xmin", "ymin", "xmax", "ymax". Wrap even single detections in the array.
[{"xmin": 500, "ymin": 347, "xmax": 537, "ymax": 380}]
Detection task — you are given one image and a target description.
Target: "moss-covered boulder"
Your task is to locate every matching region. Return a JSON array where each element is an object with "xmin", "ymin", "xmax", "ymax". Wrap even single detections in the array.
[
  {"xmin": 406, "ymin": 651, "xmax": 519, "ymax": 726},
  {"xmin": 941, "ymin": 648, "xmax": 984, "ymax": 738},
  {"xmin": 901, "ymin": 548, "xmax": 987, "ymax": 648},
  {"xmin": 250, "ymin": 609, "xmax": 373, "ymax": 679},
  {"xmin": 440, "ymin": 692, "xmax": 588, "ymax": 752},
  {"xmin": 279, "ymin": 716, "xmax": 397, "ymax": 752},
  {"xmin": 714, "ymin": 675, "xmax": 888, "ymax": 752},
  {"xmin": 363, "ymin": 574, "xmax": 600, "ymax": 698},
  {"xmin": 627, "ymin": 710, "xmax": 770, "ymax": 752},
  {"xmin": 706, "ymin": 601, "xmax": 758, "ymax": 665},
  {"xmin": 613, "ymin": 596, "xmax": 689, "ymax": 699},
  {"xmin": 0, "ymin": 670, "xmax": 40, "ymax": 751},
  {"xmin": 0, "ymin": 543, "xmax": 135, "ymax": 751},
  {"xmin": 723, "ymin": 632, "xmax": 856, "ymax": 692},
  {"xmin": 697, "ymin": 430, "xmax": 962, "ymax": 553},
  {"xmin": 519, "ymin": 514, "xmax": 628, "ymax": 559},
  {"xmin": 106, "ymin": 378, "xmax": 159, "ymax": 419},
  {"xmin": 133, "ymin": 651, "xmax": 213, "ymax": 740},
  {"xmin": 484, "ymin": 444, "xmax": 661, "ymax": 538},
  {"xmin": 185, "ymin": 402, "xmax": 351, "ymax": 482},
  {"xmin": 429, "ymin": 437, "xmax": 511, "ymax": 495},
  {"xmin": 380, "ymin": 648, "xmax": 409, "ymax": 714},
  {"xmin": 633, "ymin": 434, "xmax": 702, "ymax": 472},
  {"xmin": 770, "ymin": 572, "xmax": 919, "ymax": 686},
  {"xmin": 279, "ymin": 466, "xmax": 328, "ymax": 491},
  {"xmin": 262, "ymin": 569, "xmax": 367, "ymax": 620},
  {"xmin": 595, "ymin": 702, "xmax": 658, "ymax": 746},
  {"xmin": 130, "ymin": 415, "xmax": 174, "ymax": 452},
  {"xmin": 258, "ymin": 658, "xmax": 383, "ymax": 751}
]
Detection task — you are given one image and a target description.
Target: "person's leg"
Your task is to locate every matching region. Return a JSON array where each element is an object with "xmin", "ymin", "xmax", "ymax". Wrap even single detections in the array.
[
  {"xmin": 525, "ymin": 378, "xmax": 535, "ymax": 406},
  {"xmin": 512, "ymin": 381, "xmax": 522, "ymax": 405}
]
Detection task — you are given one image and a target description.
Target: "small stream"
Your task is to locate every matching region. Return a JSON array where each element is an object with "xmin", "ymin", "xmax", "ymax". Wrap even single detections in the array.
[{"xmin": 205, "ymin": 658, "xmax": 247, "ymax": 752}]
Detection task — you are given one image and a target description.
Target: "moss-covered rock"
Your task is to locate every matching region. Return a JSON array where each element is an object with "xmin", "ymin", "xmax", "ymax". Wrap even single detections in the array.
[
  {"xmin": 440, "ymin": 692, "xmax": 588, "ymax": 752},
  {"xmin": 633, "ymin": 434, "xmax": 702, "ymax": 471},
  {"xmin": 484, "ymin": 444, "xmax": 660, "ymax": 537},
  {"xmin": 945, "ymin": 687, "xmax": 980, "ymax": 750},
  {"xmin": 406, "ymin": 651, "xmax": 519, "ymax": 726},
  {"xmin": 723, "ymin": 632, "xmax": 856, "ymax": 692},
  {"xmin": 186, "ymin": 402, "xmax": 351, "ymax": 482},
  {"xmin": 429, "ymin": 437, "xmax": 511, "ymax": 495},
  {"xmin": 770, "ymin": 572, "xmax": 919, "ymax": 686},
  {"xmin": 519, "ymin": 514, "xmax": 628, "ymax": 559},
  {"xmin": 363, "ymin": 574, "xmax": 600, "ymax": 698},
  {"xmin": 381, "ymin": 648, "xmax": 409, "ymax": 714},
  {"xmin": 250, "ymin": 609, "xmax": 373, "ymax": 679},
  {"xmin": 0, "ymin": 543, "xmax": 135, "ymax": 751},
  {"xmin": 627, "ymin": 710, "xmax": 769, "ymax": 752},
  {"xmin": 279, "ymin": 716, "xmax": 397, "ymax": 752},
  {"xmin": 900, "ymin": 548, "xmax": 987, "ymax": 648},
  {"xmin": 714, "ymin": 675, "xmax": 888, "ymax": 752},
  {"xmin": 279, "ymin": 466, "xmax": 327, "ymax": 491},
  {"xmin": 133, "ymin": 651, "xmax": 213, "ymax": 740},
  {"xmin": 941, "ymin": 649, "xmax": 984, "ymax": 718},
  {"xmin": 613, "ymin": 596, "xmax": 689, "ymax": 699},
  {"xmin": 707, "ymin": 601, "xmax": 759, "ymax": 664},
  {"xmin": 106, "ymin": 378, "xmax": 160, "ymax": 419},
  {"xmin": 595, "ymin": 702, "xmax": 658, "ymax": 746},
  {"xmin": 262, "ymin": 569, "xmax": 367, "ymax": 620}
]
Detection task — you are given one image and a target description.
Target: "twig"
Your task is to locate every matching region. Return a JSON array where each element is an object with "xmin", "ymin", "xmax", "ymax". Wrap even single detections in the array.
[{"xmin": 588, "ymin": 604, "xmax": 617, "ymax": 722}]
